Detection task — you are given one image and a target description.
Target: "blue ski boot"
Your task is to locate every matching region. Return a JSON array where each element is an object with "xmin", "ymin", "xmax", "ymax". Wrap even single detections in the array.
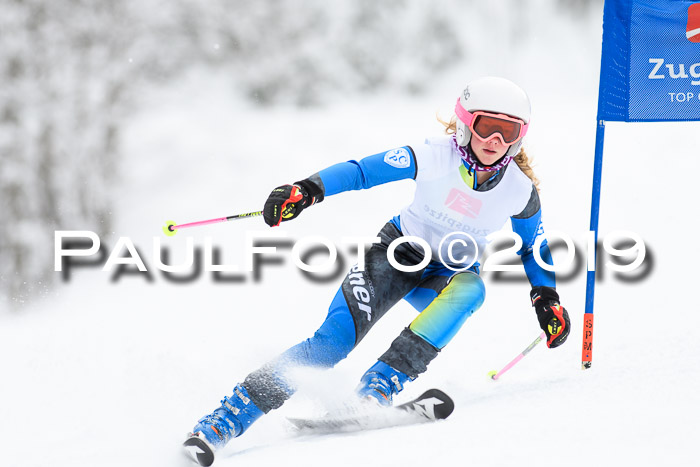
[
  {"xmin": 356, "ymin": 361, "xmax": 411, "ymax": 407},
  {"xmin": 184, "ymin": 384, "xmax": 264, "ymax": 466}
]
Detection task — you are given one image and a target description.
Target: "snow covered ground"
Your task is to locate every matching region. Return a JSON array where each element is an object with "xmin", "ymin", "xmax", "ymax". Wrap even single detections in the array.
[{"xmin": 2, "ymin": 10, "xmax": 700, "ymax": 467}]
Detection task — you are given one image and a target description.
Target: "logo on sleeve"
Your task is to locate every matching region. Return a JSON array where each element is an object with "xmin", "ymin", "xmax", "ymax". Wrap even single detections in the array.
[
  {"xmin": 688, "ymin": 3, "xmax": 700, "ymax": 43},
  {"xmin": 384, "ymin": 148, "xmax": 411, "ymax": 169}
]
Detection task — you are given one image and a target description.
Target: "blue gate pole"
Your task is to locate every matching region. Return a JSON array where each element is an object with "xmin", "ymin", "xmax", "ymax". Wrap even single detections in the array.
[{"xmin": 582, "ymin": 119, "xmax": 606, "ymax": 369}]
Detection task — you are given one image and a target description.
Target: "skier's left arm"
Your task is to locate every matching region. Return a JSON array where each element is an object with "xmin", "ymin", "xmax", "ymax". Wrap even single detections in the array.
[{"xmin": 511, "ymin": 186, "xmax": 570, "ymax": 349}]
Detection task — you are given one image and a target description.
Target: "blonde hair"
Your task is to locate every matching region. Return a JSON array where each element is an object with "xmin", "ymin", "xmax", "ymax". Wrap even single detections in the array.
[{"xmin": 437, "ymin": 114, "xmax": 540, "ymax": 191}]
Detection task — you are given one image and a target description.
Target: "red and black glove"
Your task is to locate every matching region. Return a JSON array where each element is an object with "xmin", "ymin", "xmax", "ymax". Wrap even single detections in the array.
[
  {"xmin": 263, "ymin": 178, "xmax": 324, "ymax": 227},
  {"xmin": 530, "ymin": 286, "xmax": 570, "ymax": 348}
]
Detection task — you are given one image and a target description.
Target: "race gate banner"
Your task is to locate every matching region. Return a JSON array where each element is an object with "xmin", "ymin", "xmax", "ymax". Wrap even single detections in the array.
[{"xmin": 598, "ymin": 0, "xmax": 700, "ymax": 121}]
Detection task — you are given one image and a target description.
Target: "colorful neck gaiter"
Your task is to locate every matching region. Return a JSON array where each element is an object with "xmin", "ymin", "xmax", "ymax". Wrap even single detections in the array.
[{"xmin": 451, "ymin": 134, "xmax": 513, "ymax": 173}]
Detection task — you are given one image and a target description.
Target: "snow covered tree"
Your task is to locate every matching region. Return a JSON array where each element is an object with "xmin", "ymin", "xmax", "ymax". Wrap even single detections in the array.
[
  {"xmin": 0, "ymin": 0, "xmax": 185, "ymax": 308},
  {"xmin": 0, "ymin": 0, "xmax": 602, "ymax": 309}
]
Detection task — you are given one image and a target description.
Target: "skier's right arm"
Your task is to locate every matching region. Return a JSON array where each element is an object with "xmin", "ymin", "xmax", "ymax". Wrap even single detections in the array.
[{"xmin": 262, "ymin": 146, "xmax": 419, "ymax": 227}]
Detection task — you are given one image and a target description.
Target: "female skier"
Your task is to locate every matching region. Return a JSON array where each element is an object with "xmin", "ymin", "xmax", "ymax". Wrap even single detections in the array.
[{"xmin": 184, "ymin": 77, "xmax": 570, "ymax": 466}]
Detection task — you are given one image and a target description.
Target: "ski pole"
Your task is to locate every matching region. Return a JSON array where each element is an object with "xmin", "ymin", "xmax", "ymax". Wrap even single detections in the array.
[
  {"xmin": 162, "ymin": 211, "xmax": 263, "ymax": 236},
  {"xmin": 487, "ymin": 332, "xmax": 546, "ymax": 381}
]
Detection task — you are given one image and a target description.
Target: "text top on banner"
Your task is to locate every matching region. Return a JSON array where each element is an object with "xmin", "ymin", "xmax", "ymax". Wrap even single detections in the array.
[{"xmin": 598, "ymin": 0, "xmax": 700, "ymax": 122}]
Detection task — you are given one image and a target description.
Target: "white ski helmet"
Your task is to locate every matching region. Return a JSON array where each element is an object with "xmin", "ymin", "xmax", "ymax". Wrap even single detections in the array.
[{"xmin": 455, "ymin": 77, "xmax": 531, "ymax": 159}]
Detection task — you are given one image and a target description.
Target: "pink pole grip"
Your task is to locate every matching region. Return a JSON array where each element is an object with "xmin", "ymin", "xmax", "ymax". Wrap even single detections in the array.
[{"xmin": 491, "ymin": 332, "xmax": 546, "ymax": 380}]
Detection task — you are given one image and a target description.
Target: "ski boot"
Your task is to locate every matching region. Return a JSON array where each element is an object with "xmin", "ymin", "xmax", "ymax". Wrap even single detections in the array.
[
  {"xmin": 356, "ymin": 361, "xmax": 411, "ymax": 407},
  {"xmin": 184, "ymin": 384, "xmax": 264, "ymax": 466}
]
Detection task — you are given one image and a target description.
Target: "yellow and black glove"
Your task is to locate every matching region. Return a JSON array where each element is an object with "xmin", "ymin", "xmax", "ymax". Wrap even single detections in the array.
[
  {"xmin": 530, "ymin": 286, "xmax": 570, "ymax": 348},
  {"xmin": 262, "ymin": 178, "xmax": 323, "ymax": 227}
]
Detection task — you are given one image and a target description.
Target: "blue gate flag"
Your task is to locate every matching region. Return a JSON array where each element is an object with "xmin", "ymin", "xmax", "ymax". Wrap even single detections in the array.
[
  {"xmin": 598, "ymin": 0, "xmax": 700, "ymax": 121},
  {"xmin": 586, "ymin": 0, "xmax": 700, "ymax": 369}
]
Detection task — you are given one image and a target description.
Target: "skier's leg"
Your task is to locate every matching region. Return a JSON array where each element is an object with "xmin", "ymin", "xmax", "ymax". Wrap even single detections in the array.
[
  {"xmin": 358, "ymin": 271, "xmax": 485, "ymax": 405},
  {"xmin": 241, "ymin": 287, "xmax": 357, "ymax": 413},
  {"xmin": 240, "ymin": 222, "xmax": 428, "ymax": 411},
  {"xmin": 191, "ymin": 222, "xmax": 426, "ymax": 446},
  {"xmin": 190, "ymin": 290, "xmax": 356, "ymax": 449},
  {"xmin": 408, "ymin": 271, "xmax": 486, "ymax": 349}
]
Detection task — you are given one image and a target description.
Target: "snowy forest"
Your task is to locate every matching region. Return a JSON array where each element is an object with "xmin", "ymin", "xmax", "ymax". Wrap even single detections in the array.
[{"xmin": 0, "ymin": 0, "xmax": 600, "ymax": 309}]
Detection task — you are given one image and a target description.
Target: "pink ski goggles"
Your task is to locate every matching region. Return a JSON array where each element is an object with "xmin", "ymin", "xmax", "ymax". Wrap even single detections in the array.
[{"xmin": 455, "ymin": 99, "xmax": 529, "ymax": 145}]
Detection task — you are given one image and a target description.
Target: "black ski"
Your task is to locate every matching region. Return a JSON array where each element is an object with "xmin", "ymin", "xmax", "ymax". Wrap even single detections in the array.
[
  {"xmin": 183, "ymin": 431, "xmax": 216, "ymax": 467},
  {"xmin": 287, "ymin": 388, "xmax": 454, "ymax": 434}
]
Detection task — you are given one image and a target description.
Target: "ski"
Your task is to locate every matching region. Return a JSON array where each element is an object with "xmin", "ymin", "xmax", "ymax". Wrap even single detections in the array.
[
  {"xmin": 183, "ymin": 389, "xmax": 454, "ymax": 465},
  {"xmin": 287, "ymin": 388, "xmax": 454, "ymax": 434},
  {"xmin": 183, "ymin": 431, "xmax": 216, "ymax": 467}
]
